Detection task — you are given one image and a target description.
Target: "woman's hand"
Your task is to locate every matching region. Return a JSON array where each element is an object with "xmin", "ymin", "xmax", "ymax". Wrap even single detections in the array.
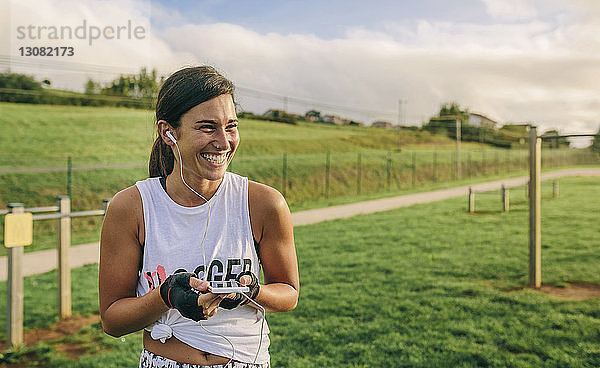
[
  {"xmin": 192, "ymin": 277, "xmax": 226, "ymax": 318},
  {"xmin": 218, "ymin": 272, "xmax": 261, "ymax": 310},
  {"xmin": 160, "ymin": 272, "xmax": 225, "ymax": 321}
]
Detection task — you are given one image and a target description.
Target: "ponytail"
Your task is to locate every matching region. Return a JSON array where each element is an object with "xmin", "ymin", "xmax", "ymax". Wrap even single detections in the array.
[{"xmin": 148, "ymin": 136, "xmax": 174, "ymax": 178}]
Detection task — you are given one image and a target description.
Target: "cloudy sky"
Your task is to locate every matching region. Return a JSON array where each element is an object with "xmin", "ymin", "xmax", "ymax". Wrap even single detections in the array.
[{"xmin": 2, "ymin": 0, "xmax": 599, "ymax": 141}]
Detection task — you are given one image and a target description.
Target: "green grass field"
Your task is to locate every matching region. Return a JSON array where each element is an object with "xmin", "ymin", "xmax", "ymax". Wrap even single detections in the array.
[
  {"xmin": 1, "ymin": 176, "xmax": 598, "ymax": 367},
  {"xmin": 0, "ymin": 102, "xmax": 455, "ymax": 168},
  {"xmin": 2, "ymin": 102, "xmax": 598, "ymax": 257}
]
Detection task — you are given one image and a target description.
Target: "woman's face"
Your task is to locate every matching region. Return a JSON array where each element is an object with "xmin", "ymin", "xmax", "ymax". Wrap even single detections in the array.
[{"xmin": 173, "ymin": 94, "xmax": 239, "ymax": 181}]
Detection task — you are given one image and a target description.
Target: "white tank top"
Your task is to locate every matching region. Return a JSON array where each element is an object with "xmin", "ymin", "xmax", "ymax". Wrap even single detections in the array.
[{"xmin": 135, "ymin": 172, "xmax": 270, "ymax": 364}]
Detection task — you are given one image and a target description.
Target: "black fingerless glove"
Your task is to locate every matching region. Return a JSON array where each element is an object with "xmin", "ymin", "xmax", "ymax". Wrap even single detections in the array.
[
  {"xmin": 160, "ymin": 272, "xmax": 207, "ymax": 321},
  {"xmin": 219, "ymin": 271, "xmax": 261, "ymax": 310}
]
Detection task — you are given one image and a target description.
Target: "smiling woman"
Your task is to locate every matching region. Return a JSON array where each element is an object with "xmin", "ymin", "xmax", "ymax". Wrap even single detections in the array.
[{"xmin": 99, "ymin": 66, "xmax": 299, "ymax": 368}]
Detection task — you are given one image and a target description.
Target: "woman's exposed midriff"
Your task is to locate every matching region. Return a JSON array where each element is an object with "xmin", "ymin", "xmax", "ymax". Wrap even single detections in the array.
[{"xmin": 143, "ymin": 330, "xmax": 232, "ymax": 366}]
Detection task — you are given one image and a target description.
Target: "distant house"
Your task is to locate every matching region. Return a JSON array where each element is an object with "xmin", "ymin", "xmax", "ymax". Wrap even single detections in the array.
[
  {"xmin": 303, "ymin": 110, "xmax": 363, "ymax": 126},
  {"xmin": 468, "ymin": 113, "xmax": 502, "ymax": 129},
  {"xmin": 263, "ymin": 109, "xmax": 302, "ymax": 120},
  {"xmin": 371, "ymin": 121, "xmax": 394, "ymax": 129},
  {"xmin": 262, "ymin": 109, "xmax": 301, "ymax": 124},
  {"xmin": 323, "ymin": 114, "xmax": 351, "ymax": 126}
]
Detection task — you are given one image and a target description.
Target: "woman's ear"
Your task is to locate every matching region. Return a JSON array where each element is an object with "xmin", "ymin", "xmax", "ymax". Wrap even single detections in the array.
[{"xmin": 157, "ymin": 120, "xmax": 176, "ymax": 146}]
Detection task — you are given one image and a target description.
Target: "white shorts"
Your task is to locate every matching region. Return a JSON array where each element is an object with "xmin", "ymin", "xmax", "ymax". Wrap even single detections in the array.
[{"xmin": 139, "ymin": 349, "xmax": 270, "ymax": 368}]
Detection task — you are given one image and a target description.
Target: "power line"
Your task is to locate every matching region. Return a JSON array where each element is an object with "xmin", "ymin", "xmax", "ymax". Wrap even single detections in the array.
[
  {"xmin": 0, "ymin": 55, "xmax": 140, "ymax": 75},
  {"xmin": 1, "ymin": 55, "xmax": 401, "ymax": 122},
  {"xmin": 236, "ymin": 85, "xmax": 398, "ymax": 118}
]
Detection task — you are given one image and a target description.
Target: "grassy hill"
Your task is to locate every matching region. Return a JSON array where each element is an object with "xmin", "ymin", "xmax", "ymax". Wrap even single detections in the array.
[
  {"xmin": 0, "ymin": 102, "xmax": 597, "ymax": 254},
  {"xmin": 0, "ymin": 102, "xmax": 456, "ymax": 169}
]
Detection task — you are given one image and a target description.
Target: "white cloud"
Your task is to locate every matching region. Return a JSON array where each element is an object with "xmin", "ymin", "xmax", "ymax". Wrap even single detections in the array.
[
  {"xmin": 481, "ymin": 0, "xmax": 538, "ymax": 21},
  {"xmin": 5, "ymin": 0, "xmax": 182, "ymax": 90},
  {"xmin": 2, "ymin": 0, "xmax": 599, "ymax": 140},
  {"xmin": 156, "ymin": 13, "xmax": 600, "ymax": 136}
]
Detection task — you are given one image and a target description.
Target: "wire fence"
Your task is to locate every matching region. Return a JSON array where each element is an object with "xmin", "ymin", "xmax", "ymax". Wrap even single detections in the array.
[
  {"xmin": 1, "ymin": 148, "xmax": 598, "ymax": 212},
  {"xmin": 232, "ymin": 148, "xmax": 599, "ymax": 204}
]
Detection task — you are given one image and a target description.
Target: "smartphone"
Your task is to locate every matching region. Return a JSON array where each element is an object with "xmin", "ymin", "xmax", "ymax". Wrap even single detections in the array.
[{"xmin": 208, "ymin": 280, "xmax": 250, "ymax": 294}]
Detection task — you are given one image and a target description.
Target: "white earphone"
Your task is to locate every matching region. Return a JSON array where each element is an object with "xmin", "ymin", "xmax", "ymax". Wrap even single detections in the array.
[{"xmin": 165, "ymin": 130, "xmax": 177, "ymax": 143}]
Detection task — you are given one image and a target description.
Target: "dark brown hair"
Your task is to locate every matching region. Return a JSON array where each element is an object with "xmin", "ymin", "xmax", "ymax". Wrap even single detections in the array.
[{"xmin": 148, "ymin": 66, "xmax": 235, "ymax": 177}]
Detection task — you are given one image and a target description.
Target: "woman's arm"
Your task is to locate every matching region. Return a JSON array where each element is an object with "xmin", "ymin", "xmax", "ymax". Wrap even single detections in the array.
[
  {"xmin": 99, "ymin": 186, "xmax": 169, "ymax": 337},
  {"xmin": 100, "ymin": 186, "xmax": 233, "ymax": 337},
  {"xmin": 248, "ymin": 181, "xmax": 299, "ymax": 313}
]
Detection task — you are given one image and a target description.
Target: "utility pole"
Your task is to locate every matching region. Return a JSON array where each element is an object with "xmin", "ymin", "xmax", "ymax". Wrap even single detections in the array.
[{"xmin": 397, "ymin": 99, "xmax": 408, "ymax": 125}]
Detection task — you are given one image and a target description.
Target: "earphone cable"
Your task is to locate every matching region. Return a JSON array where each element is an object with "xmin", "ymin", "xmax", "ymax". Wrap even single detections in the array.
[
  {"xmin": 172, "ymin": 137, "xmax": 266, "ymax": 364},
  {"xmin": 241, "ymin": 294, "xmax": 267, "ymax": 364},
  {"xmin": 173, "ymin": 139, "xmax": 211, "ymax": 281}
]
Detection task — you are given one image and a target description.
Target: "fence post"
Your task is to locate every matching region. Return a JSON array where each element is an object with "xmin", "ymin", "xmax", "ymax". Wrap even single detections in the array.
[
  {"xmin": 6, "ymin": 203, "xmax": 25, "ymax": 347},
  {"xmin": 282, "ymin": 153, "xmax": 287, "ymax": 198},
  {"xmin": 67, "ymin": 156, "xmax": 72, "ymax": 199},
  {"xmin": 433, "ymin": 151, "xmax": 438, "ymax": 183},
  {"xmin": 529, "ymin": 126, "xmax": 542, "ymax": 289},
  {"xmin": 325, "ymin": 152, "xmax": 331, "ymax": 199},
  {"xmin": 103, "ymin": 198, "xmax": 111, "ymax": 214},
  {"xmin": 357, "ymin": 153, "xmax": 362, "ymax": 195},
  {"xmin": 412, "ymin": 152, "xmax": 416, "ymax": 187},
  {"xmin": 386, "ymin": 152, "xmax": 392, "ymax": 191},
  {"xmin": 468, "ymin": 187, "xmax": 475, "ymax": 213},
  {"xmin": 553, "ymin": 180, "xmax": 559, "ymax": 198},
  {"xmin": 494, "ymin": 151, "xmax": 499, "ymax": 175},
  {"xmin": 502, "ymin": 185, "xmax": 510, "ymax": 212},
  {"xmin": 467, "ymin": 151, "xmax": 473, "ymax": 179},
  {"xmin": 482, "ymin": 149, "xmax": 487, "ymax": 175},
  {"xmin": 57, "ymin": 196, "xmax": 72, "ymax": 319}
]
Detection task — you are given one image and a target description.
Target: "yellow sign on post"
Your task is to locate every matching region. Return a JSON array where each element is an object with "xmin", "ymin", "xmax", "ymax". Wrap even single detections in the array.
[{"xmin": 4, "ymin": 213, "xmax": 33, "ymax": 248}]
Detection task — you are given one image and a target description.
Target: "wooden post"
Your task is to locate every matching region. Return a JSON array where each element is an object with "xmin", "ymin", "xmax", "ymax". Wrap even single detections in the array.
[
  {"xmin": 282, "ymin": 153, "xmax": 287, "ymax": 198},
  {"xmin": 412, "ymin": 152, "xmax": 416, "ymax": 187},
  {"xmin": 528, "ymin": 126, "xmax": 542, "ymax": 289},
  {"xmin": 357, "ymin": 153, "xmax": 362, "ymax": 195},
  {"xmin": 433, "ymin": 151, "xmax": 438, "ymax": 183},
  {"xmin": 553, "ymin": 180, "xmax": 559, "ymax": 198},
  {"xmin": 468, "ymin": 151, "xmax": 472, "ymax": 179},
  {"xmin": 495, "ymin": 151, "xmax": 499, "ymax": 175},
  {"xmin": 482, "ymin": 149, "xmax": 487, "ymax": 175},
  {"xmin": 103, "ymin": 198, "xmax": 111, "ymax": 214},
  {"xmin": 386, "ymin": 152, "xmax": 392, "ymax": 191},
  {"xmin": 57, "ymin": 196, "xmax": 72, "ymax": 318},
  {"xmin": 67, "ymin": 156, "xmax": 72, "ymax": 199},
  {"xmin": 325, "ymin": 152, "xmax": 330, "ymax": 199},
  {"xmin": 468, "ymin": 187, "xmax": 475, "ymax": 213},
  {"xmin": 502, "ymin": 185, "xmax": 510, "ymax": 213},
  {"xmin": 6, "ymin": 203, "xmax": 25, "ymax": 347}
]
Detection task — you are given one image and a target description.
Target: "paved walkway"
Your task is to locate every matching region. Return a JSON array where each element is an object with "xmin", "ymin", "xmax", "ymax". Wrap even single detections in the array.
[{"xmin": 2, "ymin": 167, "xmax": 599, "ymax": 281}]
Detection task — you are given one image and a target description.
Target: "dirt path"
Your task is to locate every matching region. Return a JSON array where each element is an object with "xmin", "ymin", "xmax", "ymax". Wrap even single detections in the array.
[{"xmin": 1, "ymin": 167, "xmax": 599, "ymax": 281}]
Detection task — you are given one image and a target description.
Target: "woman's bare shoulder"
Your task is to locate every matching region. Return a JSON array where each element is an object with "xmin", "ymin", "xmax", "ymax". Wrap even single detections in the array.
[
  {"xmin": 103, "ymin": 185, "xmax": 144, "ymax": 232},
  {"xmin": 248, "ymin": 180, "xmax": 288, "ymax": 213},
  {"xmin": 109, "ymin": 185, "xmax": 142, "ymax": 213}
]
